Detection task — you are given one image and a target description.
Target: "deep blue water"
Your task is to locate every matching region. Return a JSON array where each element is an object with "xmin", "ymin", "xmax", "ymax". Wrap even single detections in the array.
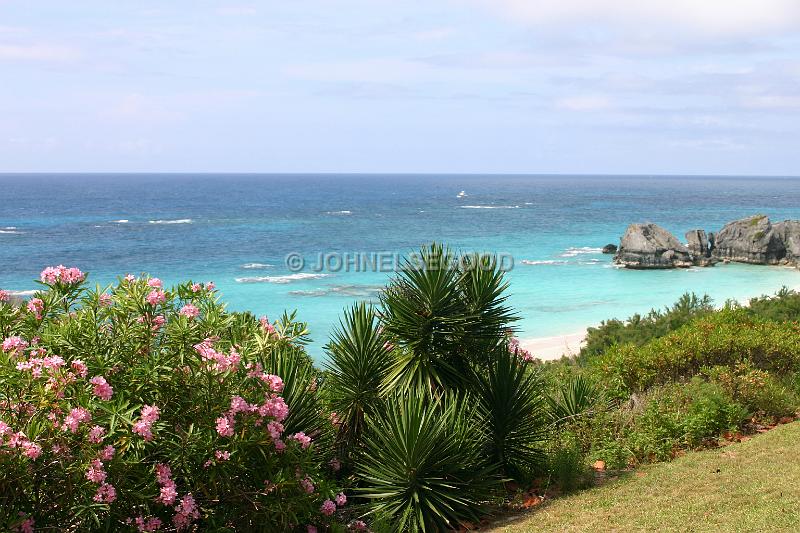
[{"xmin": 3, "ymin": 173, "xmax": 800, "ymax": 358}]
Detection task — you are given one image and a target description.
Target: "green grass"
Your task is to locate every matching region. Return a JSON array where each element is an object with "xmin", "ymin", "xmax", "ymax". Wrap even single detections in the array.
[{"xmin": 489, "ymin": 421, "xmax": 800, "ymax": 532}]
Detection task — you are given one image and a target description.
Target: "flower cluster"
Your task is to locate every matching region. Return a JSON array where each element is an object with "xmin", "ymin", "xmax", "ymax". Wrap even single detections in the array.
[
  {"xmin": 132, "ymin": 405, "xmax": 160, "ymax": 441},
  {"xmin": 508, "ymin": 336, "xmax": 535, "ymax": 362},
  {"xmin": 40, "ymin": 265, "xmax": 86, "ymax": 285},
  {"xmin": 179, "ymin": 304, "xmax": 200, "ymax": 319},
  {"xmin": 90, "ymin": 376, "xmax": 114, "ymax": 400},
  {"xmin": 0, "ymin": 421, "xmax": 42, "ymax": 459},
  {"xmin": 0, "ymin": 288, "xmax": 9, "ymax": 302},
  {"xmin": 194, "ymin": 339, "xmax": 241, "ymax": 373},
  {"xmin": 27, "ymin": 298, "xmax": 44, "ymax": 320}
]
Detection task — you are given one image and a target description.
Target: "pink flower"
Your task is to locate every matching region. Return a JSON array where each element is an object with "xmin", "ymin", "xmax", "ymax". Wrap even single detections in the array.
[
  {"xmin": 215, "ymin": 415, "xmax": 234, "ymax": 437},
  {"xmin": 63, "ymin": 407, "xmax": 91, "ymax": 433},
  {"xmin": 329, "ymin": 457, "xmax": 341, "ymax": 472},
  {"xmin": 100, "ymin": 445, "xmax": 115, "ymax": 461},
  {"xmin": 291, "ymin": 432, "xmax": 312, "ymax": 449},
  {"xmin": 135, "ymin": 516, "xmax": 163, "ymax": 532},
  {"xmin": 274, "ymin": 439, "xmax": 286, "ymax": 452},
  {"xmin": 173, "ymin": 494, "xmax": 200, "ymax": 531},
  {"xmin": 99, "ymin": 293, "xmax": 113, "ymax": 307},
  {"xmin": 262, "ymin": 373, "xmax": 284, "ymax": 392},
  {"xmin": 335, "ymin": 492, "xmax": 347, "ymax": 507},
  {"xmin": 132, "ymin": 405, "xmax": 160, "ymax": 441},
  {"xmin": 90, "ymin": 376, "xmax": 114, "ymax": 400},
  {"xmin": 299, "ymin": 476, "xmax": 314, "ymax": 494},
  {"xmin": 159, "ymin": 483, "xmax": 178, "ymax": 505},
  {"xmin": 27, "ymin": 298, "xmax": 44, "ymax": 320},
  {"xmin": 146, "ymin": 290, "xmax": 166, "ymax": 306},
  {"xmin": 70, "ymin": 359, "xmax": 88, "ymax": 377},
  {"xmin": 155, "ymin": 463, "xmax": 178, "ymax": 505},
  {"xmin": 179, "ymin": 304, "xmax": 199, "ymax": 319},
  {"xmin": 206, "ymin": 281, "xmax": 215, "ymax": 291},
  {"xmin": 14, "ymin": 515, "xmax": 34, "ymax": 533},
  {"xmin": 2, "ymin": 336, "xmax": 28, "ymax": 354},
  {"xmin": 124, "ymin": 274, "xmax": 136, "ymax": 282},
  {"xmin": 349, "ymin": 520, "xmax": 368, "ymax": 531},
  {"xmin": 94, "ymin": 482, "xmax": 117, "ymax": 503},
  {"xmin": 260, "ymin": 316, "xmax": 276, "ymax": 335},
  {"xmin": 88, "ymin": 425, "xmax": 106, "ymax": 443},
  {"xmin": 152, "ymin": 315, "xmax": 166, "ymax": 328},
  {"xmin": 267, "ymin": 421, "xmax": 284, "ymax": 441},
  {"xmin": 320, "ymin": 499, "xmax": 336, "ymax": 516},
  {"xmin": 40, "ymin": 265, "xmax": 85, "ymax": 285},
  {"xmin": 258, "ymin": 396, "xmax": 289, "ymax": 422},
  {"xmin": 214, "ymin": 450, "xmax": 231, "ymax": 461},
  {"xmin": 307, "ymin": 527, "xmax": 318, "ymax": 533},
  {"xmin": 86, "ymin": 458, "xmax": 107, "ymax": 483},
  {"xmin": 147, "ymin": 278, "xmax": 163, "ymax": 288},
  {"xmin": 190, "ymin": 283, "xmax": 201, "ymax": 293},
  {"xmin": 0, "ymin": 289, "xmax": 9, "ymax": 302},
  {"xmin": 22, "ymin": 441, "xmax": 42, "ymax": 459}
]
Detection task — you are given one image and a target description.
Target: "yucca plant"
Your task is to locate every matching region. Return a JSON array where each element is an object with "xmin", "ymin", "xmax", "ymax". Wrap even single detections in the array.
[
  {"xmin": 379, "ymin": 243, "xmax": 517, "ymax": 393},
  {"xmin": 324, "ymin": 302, "xmax": 393, "ymax": 457},
  {"xmin": 473, "ymin": 345, "xmax": 549, "ymax": 482},
  {"xmin": 356, "ymin": 392, "xmax": 501, "ymax": 532},
  {"xmin": 548, "ymin": 375, "xmax": 604, "ymax": 425}
]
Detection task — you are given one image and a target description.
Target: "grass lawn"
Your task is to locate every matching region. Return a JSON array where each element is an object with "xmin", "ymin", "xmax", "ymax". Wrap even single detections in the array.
[{"xmin": 489, "ymin": 421, "xmax": 800, "ymax": 532}]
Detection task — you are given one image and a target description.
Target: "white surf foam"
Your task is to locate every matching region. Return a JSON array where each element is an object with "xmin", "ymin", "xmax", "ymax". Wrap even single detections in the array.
[
  {"xmin": 235, "ymin": 273, "xmax": 330, "ymax": 284},
  {"xmin": 149, "ymin": 219, "xmax": 193, "ymax": 225},
  {"xmin": 560, "ymin": 247, "xmax": 604, "ymax": 257},
  {"xmin": 460, "ymin": 205, "xmax": 520, "ymax": 209},
  {"xmin": 241, "ymin": 263, "xmax": 274, "ymax": 270}
]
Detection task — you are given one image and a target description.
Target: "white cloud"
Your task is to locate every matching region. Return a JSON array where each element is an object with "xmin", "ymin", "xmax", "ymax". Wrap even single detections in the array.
[
  {"xmin": 471, "ymin": 0, "xmax": 800, "ymax": 37},
  {"xmin": 0, "ymin": 43, "xmax": 81, "ymax": 62},
  {"xmin": 555, "ymin": 95, "xmax": 611, "ymax": 111}
]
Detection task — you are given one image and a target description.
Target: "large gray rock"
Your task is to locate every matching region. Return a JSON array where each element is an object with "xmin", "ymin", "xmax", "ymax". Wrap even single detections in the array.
[
  {"xmin": 712, "ymin": 215, "xmax": 787, "ymax": 264},
  {"xmin": 773, "ymin": 220, "xmax": 800, "ymax": 263},
  {"xmin": 614, "ymin": 223, "xmax": 693, "ymax": 269},
  {"xmin": 685, "ymin": 229, "xmax": 717, "ymax": 266}
]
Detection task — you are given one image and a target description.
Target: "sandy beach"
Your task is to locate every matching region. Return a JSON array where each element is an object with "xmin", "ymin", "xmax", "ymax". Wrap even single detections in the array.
[{"xmin": 519, "ymin": 331, "xmax": 587, "ymax": 361}]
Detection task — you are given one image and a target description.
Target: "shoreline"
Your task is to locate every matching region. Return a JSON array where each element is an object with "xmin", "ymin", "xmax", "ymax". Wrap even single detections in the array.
[{"xmin": 519, "ymin": 331, "xmax": 587, "ymax": 361}]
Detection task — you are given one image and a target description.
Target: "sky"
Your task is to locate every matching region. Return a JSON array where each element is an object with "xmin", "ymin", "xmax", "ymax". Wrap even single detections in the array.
[{"xmin": 1, "ymin": 0, "xmax": 799, "ymax": 175}]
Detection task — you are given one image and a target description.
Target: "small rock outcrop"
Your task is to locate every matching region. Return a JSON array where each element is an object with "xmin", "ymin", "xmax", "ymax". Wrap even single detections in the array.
[
  {"xmin": 614, "ymin": 223, "xmax": 693, "ymax": 269},
  {"xmin": 685, "ymin": 229, "xmax": 717, "ymax": 266},
  {"xmin": 602, "ymin": 244, "xmax": 617, "ymax": 254},
  {"xmin": 712, "ymin": 215, "xmax": 787, "ymax": 264}
]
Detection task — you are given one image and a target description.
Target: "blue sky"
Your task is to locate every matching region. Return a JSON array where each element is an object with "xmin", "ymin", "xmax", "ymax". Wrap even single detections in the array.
[{"xmin": 1, "ymin": 0, "xmax": 799, "ymax": 174}]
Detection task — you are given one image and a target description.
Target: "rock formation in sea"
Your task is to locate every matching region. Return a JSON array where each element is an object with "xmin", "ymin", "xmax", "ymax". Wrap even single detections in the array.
[
  {"xmin": 613, "ymin": 215, "xmax": 800, "ymax": 269},
  {"xmin": 602, "ymin": 244, "xmax": 617, "ymax": 254},
  {"xmin": 613, "ymin": 223, "xmax": 694, "ymax": 269}
]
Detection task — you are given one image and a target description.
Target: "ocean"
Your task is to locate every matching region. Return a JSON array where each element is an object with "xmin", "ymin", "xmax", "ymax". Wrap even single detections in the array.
[{"xmin": 3, "ymin": 173, "xmax": 800, "ymax": 359}]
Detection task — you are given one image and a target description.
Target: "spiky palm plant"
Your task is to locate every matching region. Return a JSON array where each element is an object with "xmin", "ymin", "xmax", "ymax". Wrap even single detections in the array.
[
  {"xmin": 356, "ymin": 392, "xmax": 501, "ymax": 532},
  {"xmin": 324, "ymin": 302, "xmax": 393, "ymax": 456},
  {"xmin": 473, "ymin": 345, "xmax": 549, "ymax": 482},
  {"xmin": 548, "ymin": 374, "xmax": 604, "ymax": 425},
  {"xmin": 379, "ymin": 243, "xmax": 517, "ymax": 392}
]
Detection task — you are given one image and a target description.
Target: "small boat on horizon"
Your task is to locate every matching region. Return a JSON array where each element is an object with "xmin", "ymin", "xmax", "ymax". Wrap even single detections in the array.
[{"xmin": 457, "ymin": 190, "xmax": 467, "ymax": 198}]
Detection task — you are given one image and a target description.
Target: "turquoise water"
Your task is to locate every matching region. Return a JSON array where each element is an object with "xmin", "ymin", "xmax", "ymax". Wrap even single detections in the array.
[{"xmin": 2, "ymin": 174, "xmax": 800, "ymax": 358}]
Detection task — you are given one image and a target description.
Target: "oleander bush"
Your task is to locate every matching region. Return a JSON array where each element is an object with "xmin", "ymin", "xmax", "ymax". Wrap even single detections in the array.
[{"xmin": 0, "ymin": 268, "xmax": 344, "ymax": 532}]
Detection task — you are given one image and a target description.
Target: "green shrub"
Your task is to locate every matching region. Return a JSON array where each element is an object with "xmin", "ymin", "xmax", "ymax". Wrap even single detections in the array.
[
  {"xmin": 546, "ymin": 432, "xmax": 591, "ymax": 492},
  {"xmin": 593, "ymin": 309, "xmax": 800, "ymax": 394},
  {"xmin": 623, "ymin": 379, "xmax": 747, "ymax": 462},
  {"xmin": 581, "ymin": 293, "xmax": 714, "ymax": 359},
  {"xmin": 0, "ymin": 269, "xmax": 342, "ymax": 531},
  {"xmin": 704, "ymin": 363, "xmax": 798, "ymax": 423}
]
